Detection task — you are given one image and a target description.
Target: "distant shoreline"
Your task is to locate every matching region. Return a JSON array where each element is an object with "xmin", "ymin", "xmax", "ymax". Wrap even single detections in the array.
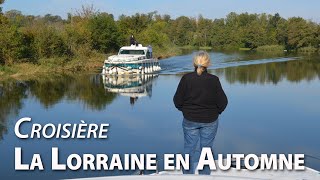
[
  {"xmin": 0, "ymin": 50, "xmax": 178, "ymax": 81},
  {"xmin": 1, "ymin": 48, "xmax": 318, "ymax": 81},
  {"xmin": 1, "ymin": 9, "xmax": 319, "ymax": 71}
]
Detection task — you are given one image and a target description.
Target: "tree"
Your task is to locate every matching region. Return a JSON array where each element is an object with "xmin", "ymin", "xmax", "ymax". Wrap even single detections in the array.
[
  {"xmin": 275, "ymin": 18, "xmax": 288, "ymax": 46},
  {"xmin": 42, "ymin": 14, "xmax": 64, "ymax": 24},
  {"xmin": 33, "ymin": 26, "xmax": 68, "ymax": 59},
  {"xmin": 0, "ymin": 24, "xmax": 29, "ymax": 65},
  {"xmin": 0, "ymin": 0, "xmax": 4, "ymax": 14},
  {"xmin": 194, "ymin": 15, "xmax": 213, "ymax": 46},
  {"xmin": 210, "ymin": 18, "xmax": 227, "ymax": 48},
  {"xmin": 269, "ymin": 13, "xmax": 281, "ymax": 29},
  {"xmin": 287, "ymin": 17, "xmax": 317, "ymax": 49},
  {"xmin": 88, "ymin": 13, "xmax": 122, "ymax": 53},
  {"xmin": 75, "ymin": 4, "xmax": 99, "ymax": 18},
  {"xmin": 4, "ymin": 10, "xmax": 25, "ymax": 27},
  {"xmin": 241, "ymin": 22, "xmax": 262, "ymax": 48},
  {"xmin": 63, "ymin": 17, "xmax": 92, "ymax": 57},
  {"xmin": 118, "ymin": 12, "xmax": 155, "ymax": 38},
  {"xmin": 0, "ymin": 0, "xmax": 6, "ymax": 23},
  {"xmin": 240, "ymin": 14, "xmax": 269, "ymax": 48},
  {"xmin": 1, "ymin": 8, "xmax": 320, "ymax": 65},
  {"xmin": 223, "ymin": 12, "xmax": 243, "ymax": 48},
  {"xmin": 169, "ymin": 16, "xmax": 196, "ymax": 45},
  {"xmin": 139, "ymin": 21, "xmax": 171, "ymax": 49}
]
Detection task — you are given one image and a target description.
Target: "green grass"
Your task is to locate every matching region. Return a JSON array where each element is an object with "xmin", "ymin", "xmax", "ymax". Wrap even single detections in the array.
[
  {"xmin": 239, "ymin": 48, "xmax": 252, "ymax": 51},
  {"xmin": 199, "ymin": 46, "xmax": 213, "ymax": 50},
  {"xmin": 256, "ymin": 45, "xmax": 285, "ymax": 52},
  {"xmin": 298, "ymin": 46, "xmax": 318, "ymax": 53},
  {"xmin": 179, "ymin": 45, "xmax": 197, "ymax": 50},
  {"xmin": 38, "ymin": 57, "xmax": 69, "ymax": 68},
  {"xmin": 154, "ymin": 45, "xmax": 182, "ymax": 59},
  {"xmin": 0, "ymin": 65, "xmax": 16, "ymax": 74},
  {"xmin": 179, "ymin": 45, "xmax": 213, "ymax": 51}
]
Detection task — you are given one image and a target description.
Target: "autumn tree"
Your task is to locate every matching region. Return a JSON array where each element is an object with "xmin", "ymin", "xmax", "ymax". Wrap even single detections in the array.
[
  {"xmin": 287, "ymin": 17, "xmax": 317, "ymax": 49},
  {"xmin": 88, "ymin": 13, "xmax": 122, "ymax": 53}
]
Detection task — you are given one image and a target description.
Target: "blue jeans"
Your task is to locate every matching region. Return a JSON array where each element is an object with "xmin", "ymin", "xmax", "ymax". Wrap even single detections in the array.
[{"xmin": 182, "ymin": 118, "xmax": 219, "ymax": 175}]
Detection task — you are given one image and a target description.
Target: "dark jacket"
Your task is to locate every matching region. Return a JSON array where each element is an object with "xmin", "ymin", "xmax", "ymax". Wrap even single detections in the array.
[
  {"xmin": 130, "ymin": 36, "xmax": 135, "ymax": 45},
  {"xmin": 173, "ymin": 70, "xmax": 228, "ymax": 123}
]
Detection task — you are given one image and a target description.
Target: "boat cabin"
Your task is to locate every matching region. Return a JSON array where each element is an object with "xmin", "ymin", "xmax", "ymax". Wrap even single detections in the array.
[{"xmin": 119, "ymin": 44, "xmax": 152, "ymax": 59}]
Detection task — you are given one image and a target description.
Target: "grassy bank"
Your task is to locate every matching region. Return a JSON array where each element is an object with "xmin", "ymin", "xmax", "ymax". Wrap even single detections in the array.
[
  {"xmin": 154, "ymin": 46, "xmax": 182, "ymax": 59},
  {"xmin": 180, "ymin": 45, "xmax": 213, "ymax": 50},
  {"xmin": 256, "ymin": 45, "xmax": 285, "ymax": 52},
  {"xmin": 0, "ymin": 47, "xmax": 182, "ymax": 81},
  {"xmin": 0, "ymin": 53, "xmax": 104, "ymax": 81},
  {"xmin": 1, "ymin": 45, "xmax": 319, "ymax": 81}
]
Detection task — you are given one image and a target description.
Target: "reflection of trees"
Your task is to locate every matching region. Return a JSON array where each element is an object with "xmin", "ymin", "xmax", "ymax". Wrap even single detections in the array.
[
  {"xmin": 65, "ymin": 75, "xmax": 117, "ymax": 110},
  {"xmin": 0, "ymin": 74, "xmax": 117, "ymax": 139},
  {"xmin": 215, "ymin": 58, "xmax": 320, "ymax": 84},
  {"xmin": 27, "ymin": 74, "xmax": 117, "ymax": 110},
  {"xmin": 0, "ymin": 81, "xmax": 27, "ymax": 139},
  {"xmin": 28, "ymin": 75, "xmax": 69, "ymax": 108}
]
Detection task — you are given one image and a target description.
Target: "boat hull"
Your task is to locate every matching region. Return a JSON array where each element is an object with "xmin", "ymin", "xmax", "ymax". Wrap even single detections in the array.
[{"xmin": 102, "ymin": 59, "xmax": 161, "ymax": 76}]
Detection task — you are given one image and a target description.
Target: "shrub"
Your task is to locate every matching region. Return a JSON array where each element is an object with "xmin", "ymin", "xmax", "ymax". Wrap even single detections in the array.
[
  {"xmin": 298, "ymin": 46, "xmax": 318, "ymax": 53},
  {"xmin": 256, "ymin": 45, "xmax": 285, "ymax": 52}
]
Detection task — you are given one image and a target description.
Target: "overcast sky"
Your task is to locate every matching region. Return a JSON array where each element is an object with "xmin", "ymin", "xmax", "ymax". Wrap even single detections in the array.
[{"xmin": 2, "ymin": 0, "xmax": 320, "ymax": 21}]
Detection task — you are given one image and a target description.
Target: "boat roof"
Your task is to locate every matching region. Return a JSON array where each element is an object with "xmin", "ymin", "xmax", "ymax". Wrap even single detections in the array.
[{"xmin": 120, "ymin": 44, "xmax": 149, "ymax": 51}]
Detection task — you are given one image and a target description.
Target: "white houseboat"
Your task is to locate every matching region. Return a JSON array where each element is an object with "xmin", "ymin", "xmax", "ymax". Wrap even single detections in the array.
[{"xmin": 102, "ymin": 44, "xmax": 161, "ymax": 76}]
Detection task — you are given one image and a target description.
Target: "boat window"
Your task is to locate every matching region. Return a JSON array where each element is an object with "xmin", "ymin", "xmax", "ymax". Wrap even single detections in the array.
[{"xmin": 119, "ymin": 50, "xmax": 145, "ymax": 55}]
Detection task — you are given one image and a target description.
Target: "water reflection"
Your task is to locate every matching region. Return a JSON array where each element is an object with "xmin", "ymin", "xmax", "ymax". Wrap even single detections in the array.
[
  {"xmin": 0, "ymin": 75, "xmax": 117, "ymax": 139},
  {"xmin": 213, "ymin": 57, "xmax": 320, "ymax": 84},
  {"xmin": 0, "ymin": 81, "xmax": 27, "ymax": 139},
  {"xmin": 102, "ymin": 74, "xmax": 158, "ymax": 106},
  {"xmin": 0, "ymin": 55, "xmax": 319, "ymax": 140},
  {"xmin": 161, "ymin": 51, "xmax": 297, "ymax": 74},
  {"xmin": 0, "ymin": 53, "xmax": 320, "ymax": 179},
  {"xmin": 1, "ymin": 56, "xmax": 319, "ymax": 139},
  {"xmin": 0, "ymin": 74, "xmax": 160, "ymax": 139},
  {"xmin": 24, "ymin": 75, "xmax": 117, "ymax": 110}
]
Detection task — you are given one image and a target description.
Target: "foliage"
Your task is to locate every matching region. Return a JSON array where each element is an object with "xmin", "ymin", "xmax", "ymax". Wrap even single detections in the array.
[
  {"xmin": 88, "ymin": 13, "xmax": 122, "ymax": 53},
  {"xmin": 0, "ymin": 0, "xmax": 4, "ymax": 13},
  {"xmin": 33, "ymin": 26, "xmax": 69, "ymax": 59},
  {"xmin": 287, "ymin": 17, "xmax": 318, "ymax": 49},
  {"xmin": 0, "ymin": 6, "xmax": 319, "ymax": 66},
  {"xmin": 297, "ymin": 46, "xmax": 318, "ymax": 53},
  {"xmin": 63, "ymin": 14, "xmax": 92, "ymax": 58},
  {"xmin": 256, "ymin": 45, "xmax": 285, "ymax": 52},
  {"xmin": 0, "ymin": 24, "xmax": 31, "ymax": 65}
]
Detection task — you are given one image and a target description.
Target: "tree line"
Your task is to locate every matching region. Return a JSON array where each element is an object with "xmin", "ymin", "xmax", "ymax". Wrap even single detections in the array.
[{"xmin": 0, "ymin": 2, "xmax": 320, "ymax": 66}]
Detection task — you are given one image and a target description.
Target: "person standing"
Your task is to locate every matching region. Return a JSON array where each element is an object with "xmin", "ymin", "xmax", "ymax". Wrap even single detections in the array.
[
  {"xmin": 130, "ymin": 35, "xmax": 135, "ymax": 45},
  {"xmin": 148, "ymin": 45, "xmax": 153, "ymax": 58},
  {"xmin": 173, "ymin": 51, "xmax": 228, "ymax": 175}
]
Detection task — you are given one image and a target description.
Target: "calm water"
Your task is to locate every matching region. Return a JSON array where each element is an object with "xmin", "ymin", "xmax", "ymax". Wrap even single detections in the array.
[{"xmin": 0, "ymin": 51, "xmax": 320, "ymax": 180}]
